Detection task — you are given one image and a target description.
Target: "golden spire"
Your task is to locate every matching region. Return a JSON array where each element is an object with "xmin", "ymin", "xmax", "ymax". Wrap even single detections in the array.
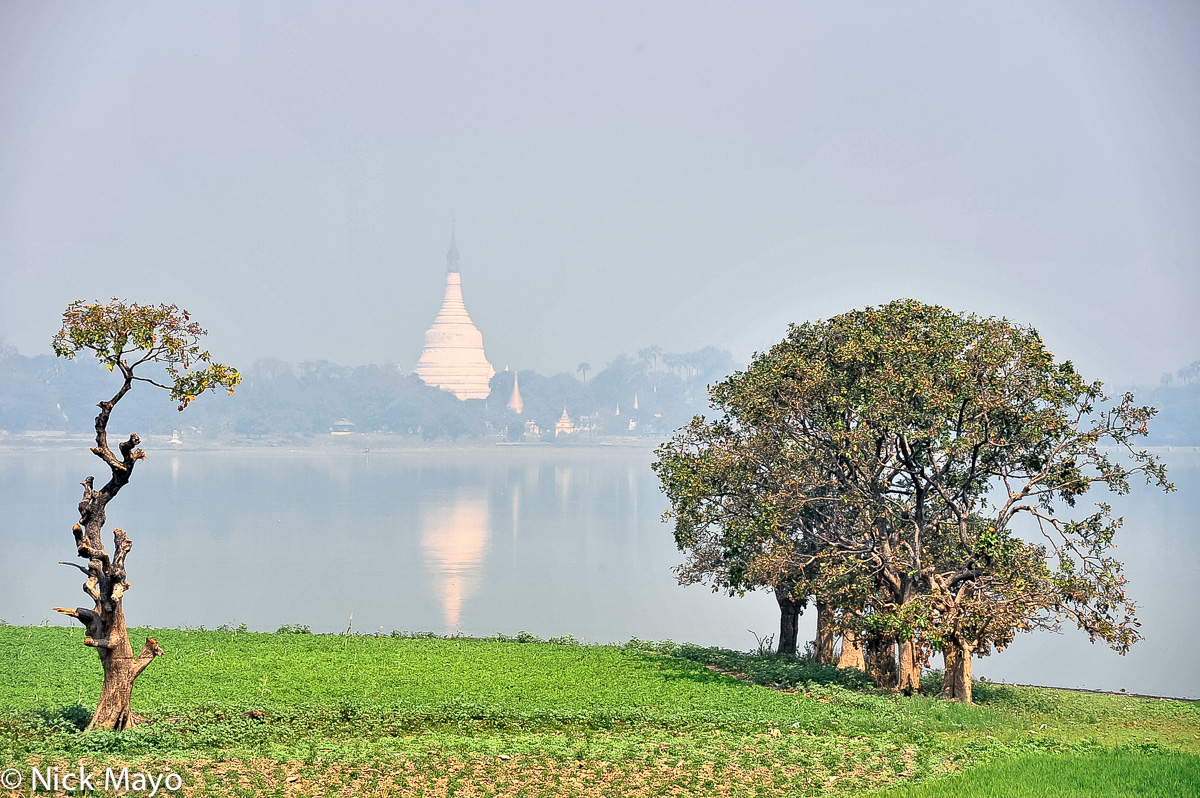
[{"xmin": 446, "ymin": 226, "xmax": 460, "ymax": 274}]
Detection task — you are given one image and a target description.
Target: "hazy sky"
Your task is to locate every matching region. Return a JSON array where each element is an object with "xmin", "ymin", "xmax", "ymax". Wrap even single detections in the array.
[{"xmin": 2, "ymin": 1, "xmax": 1197, "ymax": 386}]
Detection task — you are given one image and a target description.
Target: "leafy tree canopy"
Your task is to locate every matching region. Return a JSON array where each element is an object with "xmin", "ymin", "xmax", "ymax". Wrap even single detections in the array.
[
  {"xmin": 51, "ymin": 299, "xmax": 240, "ymax": 410},
  {"xmin": 656, "ymin": 299, "xmax": 1173, "ymax": 699}
]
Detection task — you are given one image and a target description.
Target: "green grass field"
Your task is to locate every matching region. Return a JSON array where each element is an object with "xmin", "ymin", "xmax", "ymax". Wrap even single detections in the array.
[
  {"xmin": 1, "ymin": 625, "xmax": 1197, "ymax": 796},
  {"xmin": 871, "ymin": 751, "xmax": 1200, "ymax": 798}
]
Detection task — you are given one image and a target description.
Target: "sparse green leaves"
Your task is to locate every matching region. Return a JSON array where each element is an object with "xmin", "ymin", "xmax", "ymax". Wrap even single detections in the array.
[{"xmin": 52, "ymin": 298, "xmax": 240, "ymax": 410}]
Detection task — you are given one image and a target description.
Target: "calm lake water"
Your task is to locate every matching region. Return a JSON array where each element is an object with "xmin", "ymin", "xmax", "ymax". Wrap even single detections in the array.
[{"xmin": 1, "ymin": 442, "xmax": 1196, "ymax": 698}]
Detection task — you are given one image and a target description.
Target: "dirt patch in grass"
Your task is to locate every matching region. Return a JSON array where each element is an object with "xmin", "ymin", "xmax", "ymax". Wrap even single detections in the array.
[{"xmin": 4, "ymin": 750, "xmax": 920, "ymax": 798}]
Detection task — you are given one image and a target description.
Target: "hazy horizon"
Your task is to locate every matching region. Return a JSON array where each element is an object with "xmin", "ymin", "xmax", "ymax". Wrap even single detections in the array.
[{"xmin": 2, "ymin": 2, "xmax": 1198, "ymax": 386}]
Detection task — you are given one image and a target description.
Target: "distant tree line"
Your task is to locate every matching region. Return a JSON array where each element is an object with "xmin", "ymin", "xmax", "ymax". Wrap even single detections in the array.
[
  {"xmin": 1162, "ymin": 360, "xmax": 1200, "ymax": 387},
  {"xmin": 0, "ymin": 339, "xmax": 735, "ymax": 443},
  {"xmin": 1145, "ymin": 360, "xmax": 1200, "ymax": 444}
]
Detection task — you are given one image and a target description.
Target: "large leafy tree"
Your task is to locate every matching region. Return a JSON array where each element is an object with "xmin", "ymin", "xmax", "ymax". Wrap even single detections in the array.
[
  {"xmin": 659, "ymin": 300, "xmax": 1171, "ymax": 701},
  {"xmin": 763, "ymin": 301, "xmax": 1170, "ymax": 699},
  {"xmin": 50, "ymin": 300, "xmax": 239, "ymax": 729}
]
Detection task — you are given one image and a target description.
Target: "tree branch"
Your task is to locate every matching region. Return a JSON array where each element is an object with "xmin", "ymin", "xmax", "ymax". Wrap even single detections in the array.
[
  {"xmin": 110, "ymin": 528, "xmax": 133, "ymax": 583},
  {"xmin": 133, "ymin": 638, "xmax": 164, "ymax": 677},
  {"xmin": 130, "ymin": 374, "xmax": 175, "ymax": 391}
]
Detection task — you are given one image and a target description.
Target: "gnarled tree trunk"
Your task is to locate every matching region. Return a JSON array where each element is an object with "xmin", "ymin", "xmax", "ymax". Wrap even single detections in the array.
[
  {"xmin": 939, "ymin": 637, "xmax": 973, "ymax": 703},
  {"xmin": 774, "ymin": 582, "xmax": 804, "ymax": 656},
  {"xmin": 865, "ymin": 632, "xmax": 898, "ymax": 690},
  {"xmin": 86, "ymin": 601, "xmax": 163, "ymax": 729},
  {"xmin": 54, "ymin": 382, "xmax": 163, "ymax": 730},
  {"xmin": 813, "ymin": 600, "xmax": 836, "ymax": 664},
  {"xmin": 837, "ymin": 628, "xmax": 865, "ymax": 670}
]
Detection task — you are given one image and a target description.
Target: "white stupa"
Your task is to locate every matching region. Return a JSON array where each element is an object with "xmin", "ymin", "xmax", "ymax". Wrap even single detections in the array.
[{"xmin": 414, "ymin": 232, "xmax": 496, "ymax": 400}]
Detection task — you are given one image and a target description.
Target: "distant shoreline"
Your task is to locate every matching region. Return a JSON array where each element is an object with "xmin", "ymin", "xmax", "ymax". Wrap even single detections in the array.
[
  {"xmin": 994, "ymin": 681, "xmax": 1198, "ymax": 703},
  {"xmin": 0, "ymin": 431, "xmax": 663, "ymax": 455},
  {"xmin": 3, "ymin": 432, "xmax": 1194, "ymax": 457}
]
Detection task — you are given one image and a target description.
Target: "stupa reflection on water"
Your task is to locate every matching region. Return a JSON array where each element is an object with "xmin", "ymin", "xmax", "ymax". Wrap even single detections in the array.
[{"xmin": 420, "ymin": 491, "xmax": 491, "ymax": 632}]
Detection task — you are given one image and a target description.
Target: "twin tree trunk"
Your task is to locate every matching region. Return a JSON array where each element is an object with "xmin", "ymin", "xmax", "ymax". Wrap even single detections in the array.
[
  {"xmin": 771, "ymin": 584, "xmax": 962, "ymax": 699},
  {"xmin": 774, "ymin": 586, "xmax": 845, "ymax": 662},
  {"xmin": 772, "ymin": 588, "xmax": 840, "ymax": 664},
  {"xmin": 54, "ymin": 385, "xmax": 163, "ymax": 731},
  {"xmin": 771, "ymin": 591, "xmax": 925, "ymax": 697},
  {"xmin": 837, "ymin": 630, "xmax": 920, "ymax": 694}
]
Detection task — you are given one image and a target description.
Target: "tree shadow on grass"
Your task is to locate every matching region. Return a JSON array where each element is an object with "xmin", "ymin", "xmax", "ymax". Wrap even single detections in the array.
[
  {"xmin": 39, "ymin": 702, "xmax": 92, "ymax": 732},
  {"xmin": 644, "ymin": 656, "xmax": 749, "ymax": 686}
]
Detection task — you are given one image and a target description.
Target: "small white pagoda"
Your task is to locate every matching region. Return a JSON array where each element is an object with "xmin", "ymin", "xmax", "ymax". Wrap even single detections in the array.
[{"xmin": 506, "ymin": 371, "xmax": 524, "ymax": 414}]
